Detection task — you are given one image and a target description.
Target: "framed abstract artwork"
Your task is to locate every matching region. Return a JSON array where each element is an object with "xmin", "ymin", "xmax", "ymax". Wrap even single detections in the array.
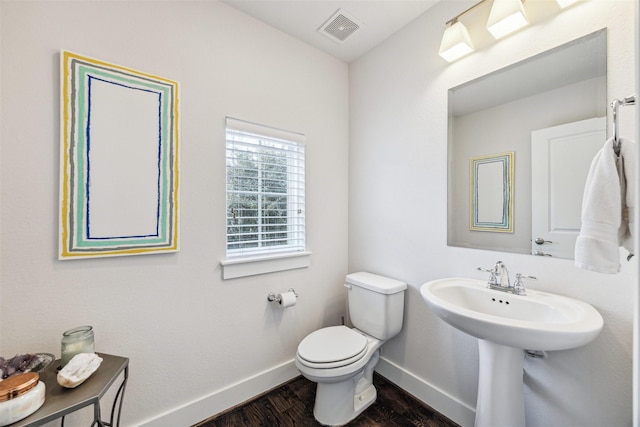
[
  {"xmin": 470, "ymin": 152, "xmax": 514, "ymax": 233},
  {"xmin": 59, "ymin": 51, "xmax": 179, "ymax": 259}
]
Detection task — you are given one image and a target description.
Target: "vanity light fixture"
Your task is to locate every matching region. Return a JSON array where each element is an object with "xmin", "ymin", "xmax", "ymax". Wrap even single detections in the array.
[
  {"xmin": 438, "ymin": 0, "xmax": 487, "ymax": 63},
  {"xmin": 486, "ymin": 0, "xmax": 528, "ymax": 39},
  {"xmin": 439, "ymin": 0, "xmax": 533, "ymax": 62},
  {"xmin": 439, "ymin": 20, "xmax": 474, "ymax": 62}
]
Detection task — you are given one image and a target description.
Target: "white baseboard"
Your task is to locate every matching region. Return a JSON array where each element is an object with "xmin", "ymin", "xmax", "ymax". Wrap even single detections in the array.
[
  {"xmin": 137, "ymin": 359, "xmax": 299, "ymax": 427},
  {"xmin": 138, "ymin": 356, "xmax": 475, "ymax": 427},
  {"xmin": 375, "ymin": 356, "xmax": 476, "ymax": 427}
]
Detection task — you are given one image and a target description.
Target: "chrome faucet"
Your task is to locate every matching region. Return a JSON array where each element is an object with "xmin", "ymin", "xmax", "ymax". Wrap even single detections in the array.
[
  {"xmin": 494, "ymin": 261, "xmax": 510, "ymax": 288},
  {"xmin": 477, "ymin": 261, "xmax": 509, "ymax": 289},
  {"xmin": 477, "ymin": 261, "xmax": 535, "ymax": 295}
]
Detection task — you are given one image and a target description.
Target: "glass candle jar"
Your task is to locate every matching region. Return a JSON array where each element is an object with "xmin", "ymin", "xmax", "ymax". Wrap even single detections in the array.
[{"xmin": 61, "ymin": 325, "xmax": 95, "ymax": 367}]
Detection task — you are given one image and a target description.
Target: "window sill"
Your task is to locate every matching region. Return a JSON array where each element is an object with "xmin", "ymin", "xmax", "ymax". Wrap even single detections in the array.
[{"xmin": 220, "ymin": 251, "xmax": 311, "ymax": 279}]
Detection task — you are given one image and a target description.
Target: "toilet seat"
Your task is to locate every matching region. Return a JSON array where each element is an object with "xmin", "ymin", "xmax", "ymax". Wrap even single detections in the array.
[{"xmin": 297, "ymin": 326, "xmax": 368, "ymax": 369}]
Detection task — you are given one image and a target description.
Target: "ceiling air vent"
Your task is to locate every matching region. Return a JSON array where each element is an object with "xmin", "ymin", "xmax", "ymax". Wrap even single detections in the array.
[{"xmin": 319, "ymin": 9, "xmax": 363, "ymax": 44}]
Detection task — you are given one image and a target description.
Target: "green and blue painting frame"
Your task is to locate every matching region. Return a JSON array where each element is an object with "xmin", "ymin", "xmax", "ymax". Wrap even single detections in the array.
[
  {"xmin": 60, "ymin": 51, "xmax": 179, "ymax": 259},
  {"xmin": 469, "ymin": 152, "xmax": 514, "ymax": 233}
]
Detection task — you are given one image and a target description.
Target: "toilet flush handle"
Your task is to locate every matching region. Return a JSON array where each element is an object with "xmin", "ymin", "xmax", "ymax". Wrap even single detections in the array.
[{"xmin": 344, "ymin": 283, "xmax": 352, "ymax": 290}]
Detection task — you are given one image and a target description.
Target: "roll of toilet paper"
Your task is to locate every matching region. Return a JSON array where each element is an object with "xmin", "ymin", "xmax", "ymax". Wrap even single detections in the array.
[{"xmin": 278, "ymin": 291, "xmax": 297, "ymax": 308}]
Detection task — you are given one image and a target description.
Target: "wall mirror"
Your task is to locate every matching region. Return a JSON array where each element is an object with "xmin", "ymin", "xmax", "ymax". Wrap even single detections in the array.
[{"xmin": 447, "ymin": 29, "xmax": 607, "ymax": 259}]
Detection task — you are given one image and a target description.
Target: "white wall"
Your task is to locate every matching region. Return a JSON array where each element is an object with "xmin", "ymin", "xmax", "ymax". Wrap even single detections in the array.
[
  {"xmin": 0, "ymin": 1, "xmax": 349, "ymax": 425},
  {"xmin": 635, "ymin": 3, "xmax": 640, "ymax": 425},
  {"xmin": 350, "ymin": 1, "xmax": 636, "ymax": 426}
]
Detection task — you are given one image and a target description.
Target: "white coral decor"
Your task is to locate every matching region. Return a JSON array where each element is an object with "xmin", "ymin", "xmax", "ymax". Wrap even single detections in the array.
[{"xmin": 57, "ymin": 353, "xmax": 103, "ymax": 388}]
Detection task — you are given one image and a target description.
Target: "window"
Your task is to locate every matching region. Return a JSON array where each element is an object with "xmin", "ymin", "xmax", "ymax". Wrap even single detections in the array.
[{"xmin": 225, "ymin": 118, "xmax": 305, "ymax": 259}]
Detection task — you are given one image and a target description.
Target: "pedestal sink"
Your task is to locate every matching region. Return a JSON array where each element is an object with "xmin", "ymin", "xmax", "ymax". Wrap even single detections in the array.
[{"xmin": 420, "ymin": 278, "xmax": 603, "ymax": 427}]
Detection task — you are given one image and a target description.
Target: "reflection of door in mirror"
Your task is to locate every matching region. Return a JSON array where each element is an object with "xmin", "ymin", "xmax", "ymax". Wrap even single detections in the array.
[{"xmin": 531, "ymin": 117, "xmax": 606, "ymax": 258}]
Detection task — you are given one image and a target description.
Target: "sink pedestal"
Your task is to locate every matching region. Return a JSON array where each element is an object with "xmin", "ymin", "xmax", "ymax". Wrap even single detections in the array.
[
  {"xmin": 475, "ymin": 340, "xmax": 525, "ymax": 427},
  {"xmin": 421, "ymin": 278, "xmax": 604, "ymax": 427}
]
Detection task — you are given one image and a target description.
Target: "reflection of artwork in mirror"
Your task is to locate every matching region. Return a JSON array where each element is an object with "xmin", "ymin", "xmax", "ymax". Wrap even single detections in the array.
[
  {"xmin": 60, "ymin": 50, "xmax": 180, "ymax": 259},
  {"xmin": 470, "ymin": 152, "xmax": 514, "ymax": 233}
]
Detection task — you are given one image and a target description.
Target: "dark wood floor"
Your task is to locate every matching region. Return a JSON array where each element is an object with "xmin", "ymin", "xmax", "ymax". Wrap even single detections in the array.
[{"xmin": 195, "ymin": 373, "xmax": 460, "ymax": 427}]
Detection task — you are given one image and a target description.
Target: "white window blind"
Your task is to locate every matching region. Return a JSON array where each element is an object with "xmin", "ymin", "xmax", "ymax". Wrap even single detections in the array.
[{"xmin": 225, "ymin": 117, "xmax": 305, "ymax": 257}]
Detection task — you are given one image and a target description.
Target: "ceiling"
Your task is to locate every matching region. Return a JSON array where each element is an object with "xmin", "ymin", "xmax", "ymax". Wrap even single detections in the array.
[{"xmin": 222, "ymin": 0, "xmax": 441, "ymax": 63}]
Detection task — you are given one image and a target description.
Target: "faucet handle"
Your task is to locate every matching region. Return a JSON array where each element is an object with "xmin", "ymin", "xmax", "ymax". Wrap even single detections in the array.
[
  {"xmin": 513, "ymin": 273, "xmax": 536, "ymax": 296},
  {"xmin": 477, "ymin": 266, "xmax": 498, "ymax": 285}
]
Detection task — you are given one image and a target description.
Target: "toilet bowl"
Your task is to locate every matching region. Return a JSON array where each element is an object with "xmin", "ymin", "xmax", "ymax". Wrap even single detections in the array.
[
  {"xmin": 295, "ymin": 272, "xmax": 407, "ymax": 426},
  {"xmin": 295, "ymin": 326, "xmax": 383, "ymax": 426}
]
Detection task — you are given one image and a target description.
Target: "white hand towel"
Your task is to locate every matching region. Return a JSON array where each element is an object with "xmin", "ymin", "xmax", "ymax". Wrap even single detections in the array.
[
  {"xmin": 619, "ymin": 138, "xmax": 636, "ymax": 254},
  {"xmin": 575, "ymin": 138, "xmax": 622, "ymax": 273}
]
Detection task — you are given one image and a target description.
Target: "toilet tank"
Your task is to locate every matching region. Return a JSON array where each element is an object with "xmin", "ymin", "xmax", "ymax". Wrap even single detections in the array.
[{"xmin": 346, "ymin": 272, "xmax": 407, "ymax": 340}]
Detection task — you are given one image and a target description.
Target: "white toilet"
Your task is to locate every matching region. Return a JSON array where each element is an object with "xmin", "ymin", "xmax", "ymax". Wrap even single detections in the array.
[{"xmin": 295, "ymin": 272, "xmax": 407, "ymax": 426}]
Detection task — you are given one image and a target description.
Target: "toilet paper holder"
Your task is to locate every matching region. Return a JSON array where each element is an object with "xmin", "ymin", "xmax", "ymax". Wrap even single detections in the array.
[{"xmin": 267, "ymin": 288, "xmax": 298, "ymax": 303}]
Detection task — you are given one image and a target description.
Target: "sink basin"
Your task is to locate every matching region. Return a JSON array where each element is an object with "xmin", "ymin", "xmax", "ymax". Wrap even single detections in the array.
[
  {"xmin": 420, "ymin": 277, "xmax": 604, "ymax": 427},
  {"xmin": 420, "ymin": 277, "xmax": 603, "ymax": 350}
]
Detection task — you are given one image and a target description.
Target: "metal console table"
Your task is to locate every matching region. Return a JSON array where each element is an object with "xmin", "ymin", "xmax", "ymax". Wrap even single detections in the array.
[{"xmin": 11, "ymin": 353, "xmax": 128, "ymax": 427}]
